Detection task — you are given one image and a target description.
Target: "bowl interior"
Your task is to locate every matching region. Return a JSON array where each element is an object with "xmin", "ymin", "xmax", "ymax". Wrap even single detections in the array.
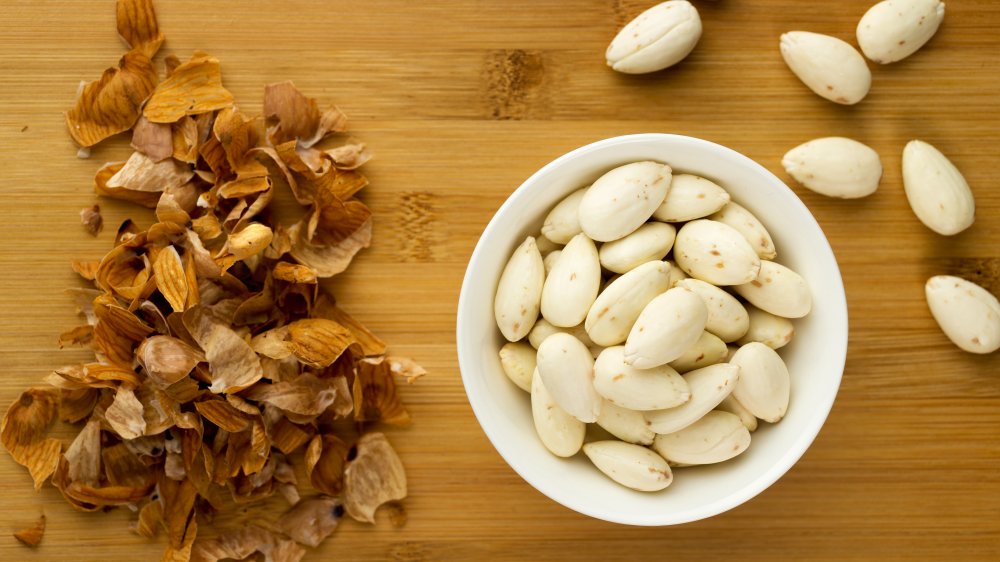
[{"xmin": 457, "ymin": 134, "xmax": 847, "ymax": 526}]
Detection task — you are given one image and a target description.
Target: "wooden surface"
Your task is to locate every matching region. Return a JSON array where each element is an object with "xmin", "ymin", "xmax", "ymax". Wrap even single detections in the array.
[{"xmin": 1, "ymin": 0, "xmax": 999, "ymax": 560}]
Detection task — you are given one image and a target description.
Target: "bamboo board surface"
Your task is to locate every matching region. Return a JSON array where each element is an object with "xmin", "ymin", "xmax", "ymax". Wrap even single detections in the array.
[{"xmin": 0, "ymin": 0, "xmax": 998, "ymax": 560}]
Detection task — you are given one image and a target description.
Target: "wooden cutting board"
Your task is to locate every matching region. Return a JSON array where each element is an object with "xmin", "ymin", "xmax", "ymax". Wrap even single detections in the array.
[{"xmin": 1, "ymin": 1, "xmax": 997, "ymax": 559}]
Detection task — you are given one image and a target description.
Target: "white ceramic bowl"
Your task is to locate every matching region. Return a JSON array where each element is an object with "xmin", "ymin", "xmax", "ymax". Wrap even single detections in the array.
[{"xmin": 456, "ymin": 134, "xmax": 848, "ymax": 526}]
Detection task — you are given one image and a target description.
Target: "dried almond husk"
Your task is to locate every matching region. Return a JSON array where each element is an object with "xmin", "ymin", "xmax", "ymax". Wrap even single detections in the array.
[
  {"xmin": 65, "ymin": 418, "xmax": 101, "ymax": 485},
  {"xmin": 116, "ymin": 0, "xmax": 163, "ymax": 58},
  {"xmin": 286, "ymin": 318, "xmax": 357, "ymax": 368},
  {"xmin": 353, "ymin": 357, "xmax": 410, "ymax": 426},
  {"xmin": 133, "ymin": 499, "xmax": 163, "ymax": 538},
  {"xmin": 107, "ymin": 151, "xmax": 194, "ymax": 194},
  {"xmin": 304, "ymin": 434, "xmax": 350, "ymax": 496},
  {"xmin": 144, "ymin": 52, "xmax": 235, "ymax": 123},
  {"xmin": 13, "ymin": 514, "xmax": 46, "ymax": 547},
  {"xmin": 342, "ymin": 432, "xmax": 407, "ymax": 524},
  {"xmin": 263, "ymin": 81, "xmax": 347, "ymax": 148},
  {"xmin": 288, "ymin": 199, "xmax": 372, "ymax": 278},
  {"xmin": 71, "ymin": 259, "xmax": 101, "ymax": 281},
  {"xmin": 1, "ymin": 389, "xmax": 62, "ymax": 490},
  {"xmin": 80, "ymin": 204, "xmax": 104, "ymax": 236},
  {"xmin": 182, "ymin": 305, "xmax": 263, "ymax": 393},
  {"xmin": 275, "ymin": 496, "xmax": 343, "ymax": 548},
  {"xmin": 58, "ymin": 324, "xmax": 94, "ymax": 348},
  {"xmin": 272, "ymin": 262, "xmax": 317, "ymax": 284},
  {"xmin": 242, "ymin": 373, "xmax": 340, "ymax": 423},
  {"xmin": 138, "ymin": 335, "xmax": 204, "ymax": 386},
  {"xmin": 105, "ymin": 387, "xmax": 147, "ymax": 439},
  {"xmin": 65, "ymin": 50, "xmax": 158, "ymax": 147},
  {"xmin": 131, "ymin": 115, "xmax": 173, "ymax": 161}
]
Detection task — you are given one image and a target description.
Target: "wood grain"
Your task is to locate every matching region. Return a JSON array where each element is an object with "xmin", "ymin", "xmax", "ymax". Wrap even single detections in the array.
[{"xmin": 1, "ymin": 0, "xmax": 998, "ymax": 560}]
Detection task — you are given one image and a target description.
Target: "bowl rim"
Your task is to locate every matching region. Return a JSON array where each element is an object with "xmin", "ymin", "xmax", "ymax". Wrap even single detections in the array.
[{"xmin": 456, "ymin": 133, "xmax": 848, "ymax": 526}]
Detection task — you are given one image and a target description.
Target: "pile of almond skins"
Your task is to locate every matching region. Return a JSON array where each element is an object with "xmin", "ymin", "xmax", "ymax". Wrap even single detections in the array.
[{"xmin": 1, "ymin": 1, "xmax": 423, "ymax": 560}]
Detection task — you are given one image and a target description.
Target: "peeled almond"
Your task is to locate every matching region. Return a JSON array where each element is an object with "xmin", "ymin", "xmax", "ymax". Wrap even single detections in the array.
[
  {"xmin": 582, "ymin": 441, "xmax": 673, "ymax": 491},
  {"xmin": 733, "ymin": 261, "xmax": 812, "ymax": 319},
  {"xmin": 585, "ymin": 261, "xmax": 671, "ymax": 347},
  {"xmin": 534, "ymin": 234, "xmax": 561, "ymax": 256},
  {"xmin": 652, "ymin": 410, "xmax": 751, "ymax": 465},
  {"xmin": 494, "ymin": 236, "xmax": 544, "ymax": 341},
  {"xmin": 605, "ymin": 1, "xmax": 702, "ymax": 74},
  {"xmin": 527, "ymin": 319, "xmax": 599, "ymax": 353},
  {"xmin": 779, "ymin": 31, "xmax": 872, "ymax": 105},
  {"xmin": 857, "ymin": 0, "xmax": 945, "ymax": 64},
  {"xmin": 624, "ymin": 287, "xmax": 708, "ymax": 369},
  {"xmin": 738, "ymin": 306, "xmax": 795, "ymax": 350},
  {"xmin": 596, "ymin": 401, "xmax": 655, "ymax": 445},
  {"xmin": 598, "ymin": 222, "xmax": 676, "ymax": 274},
  {"xmin": 902, "ymin": 140, "xmax": 975, "ymax": 236},
  {"xmin": 782, "ymin": 137, "xmax": 883, "ymax": 199},
  {"xmin": 498, "ymin": 342, "xmax": 536, "ymax": 392},
  {"xmin": 652, "ymin": 174, "xmax": 730, "ymax": 222},
  {"xmin": 541, "ymin": 188, "xmax": 587, "ymax": 244},
  {"xmin": 676, "ymin": 278, "xmax": 750, "ymax": 342},
  {"xmin": 531, "ymin": 369, "xmax": 585, "ymax": 457},
  {"xmin": 674, "ymin": 219, "xmax": 761, "ymax": 286},
  {"xmin": 540, "ymin": 233, "xmax": 601, "ymax": 327},
  {"xmin": 594, "ymin": 346, "xmax": 691, "ymax": 411},
  {"xmin": 716, "ymin": 395, "xmax": 758, "ymax": 432},
  {"xmin": 668, "ymin": 331, "xmax": 728, "ymax": 373},
  {"xmin": 542, "ymin": 250, "xmax": 561, "ymax": 275},
  {"xmin": 730, "ymin": 342, "xmax": 791, "ymax": 423},
  {"xmin": 536, "ymin": 333, "xmax": 601, "ymax": 422},
  {"xmin": 665, "ymin": 260, "xmax": 689, "ymax": 287},
  {"xmin": 708, "ymin": 201, "xmax": 777, "ymax": 260},
  {"xmin": 644, "ymin": 363, "xmax": 739, "ymax": 434},
  {"xmin": 578, "ymin": 162, "xmax": 672, "ymax": 242},
  {"xmin": 925, "ymin": 275, "xmax": 1000, "ymax": 354}
]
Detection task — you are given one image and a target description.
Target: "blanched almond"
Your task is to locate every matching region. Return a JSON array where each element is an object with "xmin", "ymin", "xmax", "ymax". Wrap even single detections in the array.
[
  {"xmin": 738, "ymin": 306, "xmax": 795, "ymax": 350},
  {"xmin": 925, "ymin": 275, "xmax": 1000, "ymax": 354},
  {"xmin": 498, "ymin": 342, "xmax": 536, "ymax": 392},
  {"xmin": 644, "ymin": 363, "xmax": 739, "ymax": 434},
  {"xmin": 652, "ymin": 174, "xmax": 730, "ymax": 222},
  {"xmin": 540, "ymin": 233, "xmax": 601, "ymax": 327},
  {"xmin": 534, "ymin": 233, "xmax": 561, "ymax": 256},
  {"xmin": 542, "ymin": 250, "xmax": 561, "ymax": 275},
  {"xmin": 598, "ymin": 222, "xmax": 676, "ymax": 274},
  {"xmin": 716, "ymin": 394, "xmax": 758, "ymax": 432},
  {"xmin": 779, "ymin": 31, "xmax": 872, "ymax": 105},
  {"xmin": 708, "ymin": 201, "xmax": 777, "ymax": 260},
  {"xmin": 668, "ymin": 331, "xmax": 728, "ymax": 373},
  {"xmin": 536, "ymin": 333, "xmax": 601, "ymax": 422},
  {"xmin": 594, "ymin": 346, "xmax": 691, "ymax": 411},
  {"xmin": 596, "ymin": 400, "xmax": 656, "ymax": 445},
  {"xmin": 578, "ymin": 161, "xmax": 672, "ymax": 242},
  {"xmin": 902, "ymin": 140, "xmax": 975, "ymax": 236},
  {"xmin": 494, "ymin": 236, "xmax": 544, "ymax": 342},
  {"xmin": 676, "ymin": 278, "xmax": 750, "ymax": 342},
  {"xmin": 782, "ymin": 137, "xmax": 882, "ymax": 199},
  {"xmin": 652, "ymin": 410, "xmax": 751, "ymax": 465},
  {"xmin": 585, "ymin": 261, "xmax": 672, "ymax": 347},
  {"xmin": 674, "ymin": 219, "xmax": 761, "ymax": 286},
  {"xmin": 730, "ymin": 342, "xmax": 790, "ymax": 423},
  {"xmin": 857, "ymin": 0, "xmax": 945, "ymax": 64},
  {"xmin": 665, "ymin": 260, "xmax": 689, "ymax": 287},
  {"xmin": 541, "ymin": 188, "xmax": 587, "ymax": 244},
  {"xmin": 732, "ymin": 261, "xmax": 812, "ymax": 319},
  {"xmin": 605, "ymin": 1, "xmax": 702, "ymax": 74},
  {"xmin": 531, "ymin": 369, "xmax": 585, "ymax": 457},
  {"xmin": 582, "ymin": 441, "xmax": 673, "ymax": 491},
  {"xmin": 527, "ymin": 319, "xmax": 599, "ymax": 352},
  {"xmin": 624, "ymin": 287, "xmax": 708, "ymax": 368}
]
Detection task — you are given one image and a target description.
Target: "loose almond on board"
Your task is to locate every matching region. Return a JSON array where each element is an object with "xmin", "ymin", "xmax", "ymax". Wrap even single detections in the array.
[
  {"xmin": 857, "ymin": 0, "xmax": 946, "ymax": 64},
  {"xmin": 779, "ymin": 31, "xmax": 872, "ymax": 105},
  {"xmin": 605, "ymin": 1, "xmax": 702, "ymax": 74},
  {"xmin": 925, "ymin": 275, "xmax": 1000, "ymax": 354},
  {"xmin": 782, "ymin": 137, "xmax": 883, "ymax": 199},
  {"xmin": 902, "ymin": 140, "xmax": 975, "ymax": 236}
]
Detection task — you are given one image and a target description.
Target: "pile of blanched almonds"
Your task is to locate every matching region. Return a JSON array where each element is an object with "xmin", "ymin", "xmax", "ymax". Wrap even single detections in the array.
[{"xmin": 493, "ymin": 162, "xmax": 812, "ymax": 491}]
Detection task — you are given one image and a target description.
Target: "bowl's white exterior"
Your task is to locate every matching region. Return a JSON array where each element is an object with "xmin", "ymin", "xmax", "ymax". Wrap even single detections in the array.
[{"xmin": 456, "ymin": 134, "xmax": 848, "ymax": 526}]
